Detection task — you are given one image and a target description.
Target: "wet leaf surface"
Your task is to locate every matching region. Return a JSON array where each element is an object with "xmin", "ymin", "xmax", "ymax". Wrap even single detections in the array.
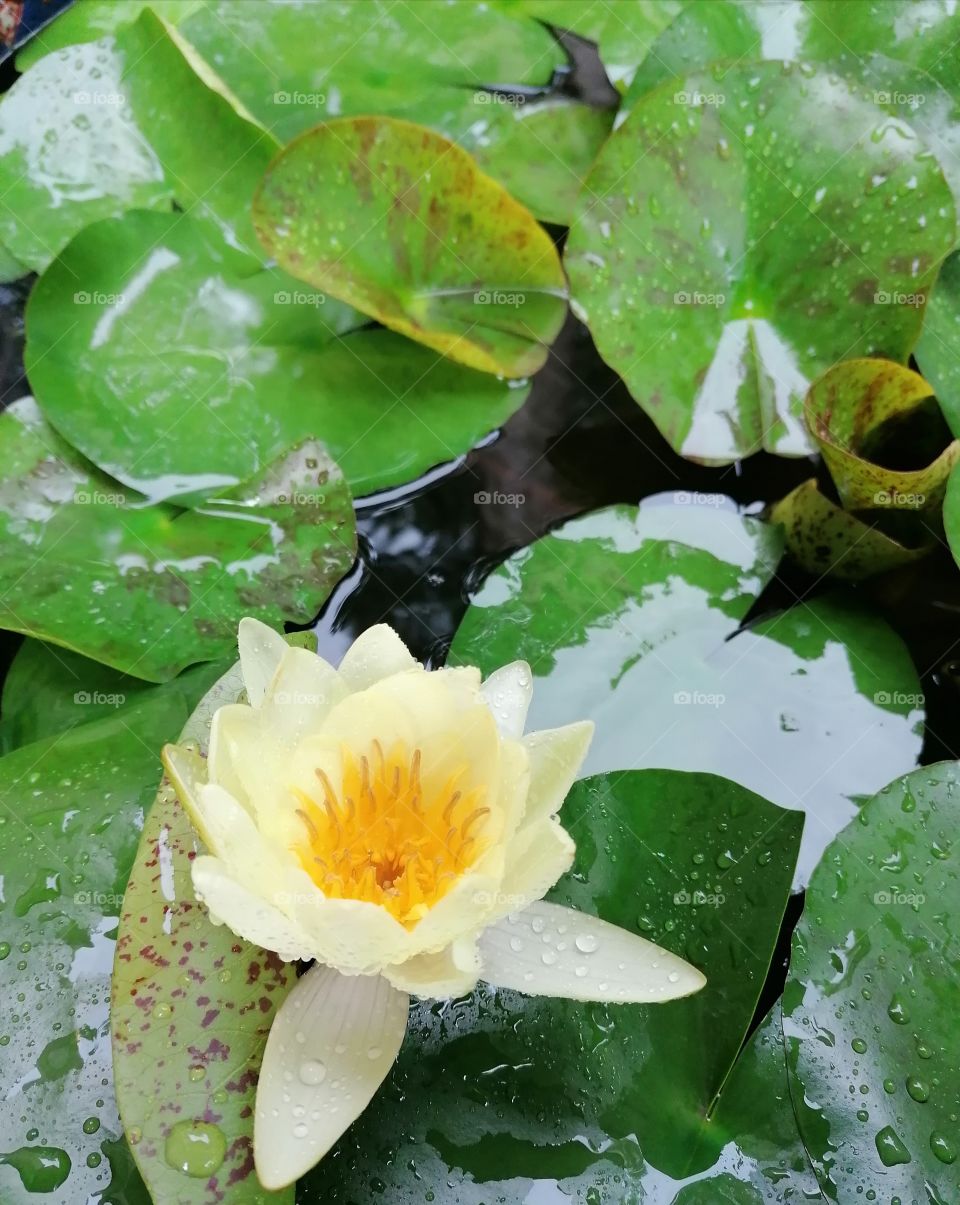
[
  {"xmin": 254, "ymin": 117, "xmax": 568, "ymax": 378},
  {"xmin": 917, "ymin": 248, "xmax": 960, "ymax": 431},
  {"xmin": 0, "ymin": 399, "xmax": 356, "ymax": 681},
  {"xmin": 304, "ymin": 768, "xmax": 801, "ymax": 1201},
  {"xmin": 0, "ymin": 690, "xmax": 196, "ymax": 1204},
  {"xmin": 450, "ymin": 497, "xmax": 924, "ymax": 886},
  {"xmin": 565, "ymin": 60, "xmax": 955, "ymax": 463},
  {"xmin": 784, "ymin": 762, "xmax": 960, "ymax": 1202},
  {"xmin": 112, "ymin": 660, "xmax": 297, "ymax": 1205},
  {"xmin": 26, "ymin": 209, "xmax": 529, "ymax": 505}
]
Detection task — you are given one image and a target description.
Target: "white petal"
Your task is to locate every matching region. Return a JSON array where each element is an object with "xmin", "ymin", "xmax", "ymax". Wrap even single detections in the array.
[
  {"xmin": 498, "ymin": 817, "xmax": 576, "ymax": 911},
  {"xmin": 384, "ymin": 934, "xmax": 481, "ymax": 997},
  {"xmin": 161, "ymin": 742, "xmax": 208, "ymax": 837},
  {"xmin": 479, "ymin": 900, "xmax": 706, "ymax": 1003},
  {"xmin": 254, "ymin": 964, "xmax": 409, "ymax": 1189},
  {"xmin": 261, "ymin": 646, "xmax": 347, "ymax": 742},
  {"xmin": 191, "ymin": 856, "xmax": 316, "ymax": 963},
  {"xmin": 337, "ymin": 623, "xmax": 420, "ymax": 691},
  {"xmin": 521, "ymin": 721, "xmax": 594, "ymax": 825},
  {"xmin": 479, "ymin": 661, "xmax": 533, "ymax": 739},
  {"xmin": 238, "ymin": 617, "xmax": 288, "ymax": 707}
]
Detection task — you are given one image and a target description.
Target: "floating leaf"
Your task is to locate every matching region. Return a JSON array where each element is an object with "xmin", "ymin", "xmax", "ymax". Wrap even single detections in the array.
[
  {"xmin": 450, "ymin": 497, "xmax": 923, "ymax": 885},
  {"xmin": 303, "ymin": 768, "xmax": 802, "ymax": 1200},
  {"xmin": 0, "ymin": 10, "xmax": 273, "ymax": 272},
  {"xmin": 26, "ymin": 209, "xmax": 530, "ymax": 504},
  {"xmin": 783, "ymin": 762, "xmax": 960, "ymax": 1200},
  {"xmin": 494, "ymin": 0, "xmax": 682, "ymax": 86},
  {"xmin": 253, "ymin": 117, "xmax": 568, "ymax": 377},
  {"xmin": 805, "ymin": 358, "xmax": 959, "ymax": 513},
  {"xmin": 565, "ymin": 61, "xmax": 955, "ymax": 462},
  {"xmin": 0, "ymin": 691, "xmax": 198, "ymax": 1204},
  {"xmin": 939, "ymin": 462, "xmax": 960, "ymax": 570},
  {"xmin": 0, "ymin": 399, "xmax": 356, "ymax": 681},
  {"xmin": 112, "ymin": 659, "xmax": 297, "ymax": 1204},
  {"xmin": 0, "ymin": 640, "xmax": 228, "ymax": 753},
  {"xmin": 770, "ymin": 479, "xmax": 928, "ymax": 582},
  {"xmin": 916, "ymin": 248, "xmax": 960, "ymax": 430}
]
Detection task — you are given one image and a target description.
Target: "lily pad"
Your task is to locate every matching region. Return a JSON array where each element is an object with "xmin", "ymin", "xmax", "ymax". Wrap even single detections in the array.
[
  {"xmin": 805, "ymin": 358, "xmax": 959, "ymax": 513},
  {"xmin": 450, "ymin": 496, "xmax": 924, "ymax": 886},
  {"xmin": 565, "ymin": 60, "xmax": 956, "ymax": 463},
  {"xmin": 112, "ymin": 658, "xmax": 297, "ymax": 1204},
  {"xmin": 303, "ymin": 768, "xmax": 802, "ymax": 1200},
  {"xmin": 253, "ymin": 117, "xmax": 568, "ymax": 378},
  {"xmin": 0, "ymin": 398, "xmax": 356, "ymax": 681},
  {"xmin": 0, "ymin": 640, "xmax": 228, "ymax": 753},
  {"xmin": 0, "ymin": 690, "xmax": 199, "ymax": 1205},
  {"xmin": 26, "ymin": 209, "xmax": 530, "ymax": 504},
  {"xmin": 176, "ymin": 0, "xmax": 564, "ymax": 139},
  {"xmin": 770, "ymin": 479, "xmax": 928, "ymax": 582},
  {"xmin": 783, "ymin": 762, "xmax": 960, "ymax": 1201},
  {"xmin": 0, "ymin": 10, "xmax": 274, "ymax": 273},
  {"xmin": 938, "ymin": 463, "xmax": 960, "ymax": 570},
  {"xmin": 916, "ymin": 249, "xmax": 960, "ymax": 432}
]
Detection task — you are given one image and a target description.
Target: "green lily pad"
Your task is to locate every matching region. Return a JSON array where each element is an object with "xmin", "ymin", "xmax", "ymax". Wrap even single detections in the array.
[
  {"xmin": 450, "ymin": 497, "xmax": 924, "ymax": 886},
  {"xmin": 303, "ymin": 768, "xmax": 802, "ymax": 1201},
  {"xmin": 253, "ymin": 117, "xmax": 568, "ymax": 378},
  {"xmin": 771, "ymin": 479, "xmax": 928, "ymax": 582},
  {"xmin": 0, "ymin": 10, "xmax": 273, "ymax": 273},
  {"xmin": 916, "ymin": 249, "xmax": 960, "ymax": 431},
  {"xmin": 26, "ymin": 208, "xmax": 531, "ymax": 504},
  {"xmin": 0, "ymin": 690, "xmax": 202, "ymax": 1205},
  {"xmin": 805, "ymin": 358, "xmax": 959, "ymax": 512},
  {"xmin": 0, "ymin": 398, "xmax": 356, "ymax": 681},
  {"xmin": 0, "ymin": 640, "xmax": 228, "ymax": 753},
  {"xmin": 564, "ymin": 60, "xmax": 956, "ymax": 463},
  {"xmin": 783, "ymin": 762, "xmax": 960, "ymax": 1201},
  {"xmin": 494, "ymin": 0, "xmax": 682, "ymax": 87},
  {"xmin": 938, "ymin": 462, "xmax": 960, "ymax": 570},
  {"xmin": 112, "ymin": 658, "xmax": 297, "ymax": 1204}
]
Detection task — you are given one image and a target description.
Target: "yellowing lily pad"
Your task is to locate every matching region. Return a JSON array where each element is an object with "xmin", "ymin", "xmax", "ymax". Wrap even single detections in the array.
[
  {"xmin": 805, "ymin": 358, "xmax": 959, "ymax": 513},
  {"xmin": 112, "ymin": 659, "xmax": 298, "ymax": 1205},
  {"xmin": 0, "ymin": 399, "xmax": 356, "ymax": 682},
  {"xmin": 771, "ymin": 479, "xmax": 928, "ymax": 582},
  {"xmin": 253, "ymin": 117, "xmax": 568, "ymax": 377},
  {"xmin": 565, "ymin": 61, "xmax": 956, "ymax": 463}
]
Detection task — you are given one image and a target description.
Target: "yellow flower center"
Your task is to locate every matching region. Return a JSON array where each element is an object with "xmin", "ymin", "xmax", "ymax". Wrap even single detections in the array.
[{"xmin": 291, "ymin": 739, "xmax": 489, "ymax": 926}]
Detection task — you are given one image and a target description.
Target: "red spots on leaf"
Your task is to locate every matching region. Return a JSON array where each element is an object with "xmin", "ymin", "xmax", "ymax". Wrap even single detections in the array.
[{"xmin": 200, "ymin": 1009, "xmax": 219, "ymax": 1028}]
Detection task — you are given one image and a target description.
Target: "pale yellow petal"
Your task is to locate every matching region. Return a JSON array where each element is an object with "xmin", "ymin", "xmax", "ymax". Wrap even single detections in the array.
[
  {"xmin": 337, "ymin": 623, "xmax": 420, "ymax": 691},
  {"xmin": 384, "ymin": 934, "xmax": 482, "ymax": 997},
  {"xmin": 254, "ymin": 965, "xmax": 409, "ymax": 1189},
  {"xmin": 191, "ymin": 856, "xmax": 316, "ymax": 962},
  {"xmin": 521, "ymin": 721, "xmax": 594, "ymax": 826},
  {"xmin": 496, "ymin": 817, "xmax": 575, "ymax": 914},
  {"xmin": 479, "ymin": 901, "xmax": 707, "ymax": 1002},
  {"xmin": 238, "ymin": 617, "xmax": 287, "ymax": 707},
  {"xmin": 161, "ymin": 742, "xmax": 209, "ymax": 840},
  {"xmin": 261, "ymin": 645, "xmax": 347, "ymax": 742},
  {"xmin": 480, "ymin": 661, "xmax": 532, "ymax": 739},
  {"xmin": 406, "ymin": 865, "xmax": 502, "ymax": 955}
]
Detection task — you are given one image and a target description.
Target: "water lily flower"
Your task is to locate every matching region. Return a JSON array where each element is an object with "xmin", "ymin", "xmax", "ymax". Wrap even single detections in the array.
[{"xmin": 163, "ymin": 618, "xmax": 706, "ymax": 1189}]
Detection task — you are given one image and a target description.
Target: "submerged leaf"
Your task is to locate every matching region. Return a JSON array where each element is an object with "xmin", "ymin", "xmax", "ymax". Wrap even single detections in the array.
[
  {"xmin": 450, "ymin": 496, "xmax": 923, "ymax": 885},
  {"xmin": 0, "ymin": 400, "xmax": 356, "ymax": 681},
  {"xmin": 565, "ymin": 61, "xmax": 955, "ymax": 462},
  {"xmin": 771, "ymin": 479, "xmax": 928, "ymax": 582},
  {"xmin": 784, "ymin": 762, "xmax": 960, "ymax": 1201},
  {"xmin": 112, "ymin": 661, "xmax": 296, "ymax": 1204},
  {"xmin": 254, "ymin": 117, "xmax": 568, "ymax": 377}
]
